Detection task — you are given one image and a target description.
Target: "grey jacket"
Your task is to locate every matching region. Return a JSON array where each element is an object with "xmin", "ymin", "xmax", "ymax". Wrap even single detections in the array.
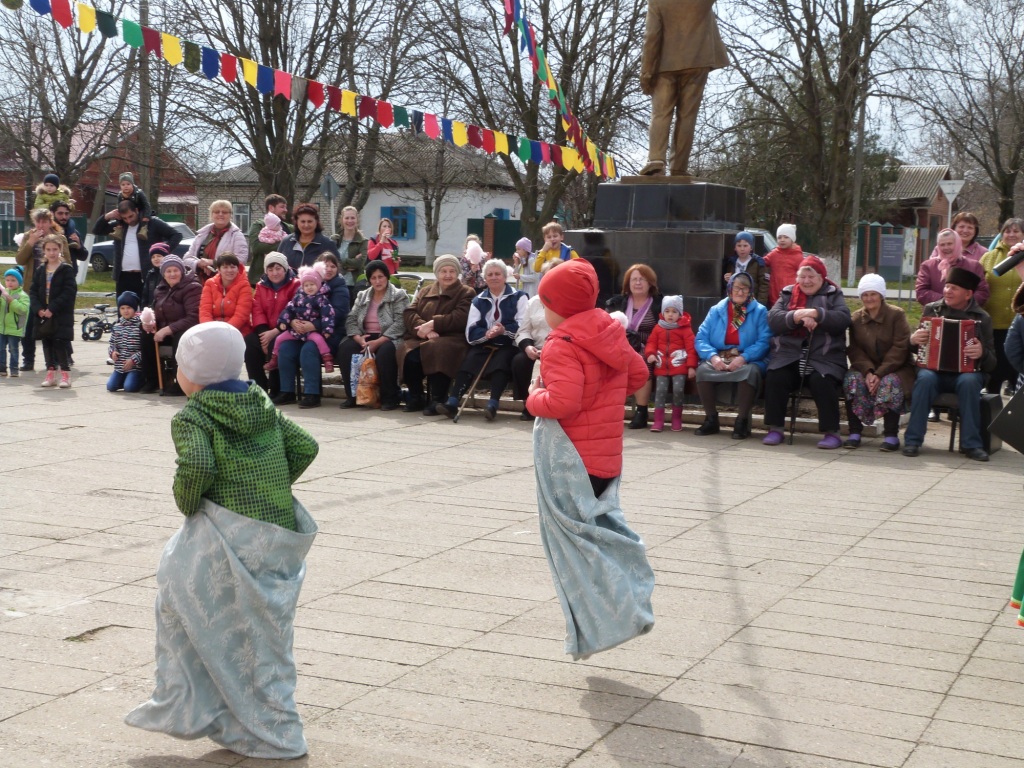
[
  {"xmin": 767, "ymin": 281, "xmax": 851, "ymax": 380},
  {"xmin": 346, "ymin": 282, "xmax": 409, "ymax": 340}
]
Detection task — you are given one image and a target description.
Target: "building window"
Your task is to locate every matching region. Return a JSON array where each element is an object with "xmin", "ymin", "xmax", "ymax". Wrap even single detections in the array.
[
  {"xmin": 232, "ymin": 203, "xmax": 251, "ymax": 233},
  {"xmin": 381, "ymin": 206, "xmax": 415, "ymax": 240},
  {"xmin": 0, "ymin": 191, "xmax": 15, "ymax": 219},
  {"xmin": 492, "ymin": 208, "xmax": 510, "ymax": 220}
]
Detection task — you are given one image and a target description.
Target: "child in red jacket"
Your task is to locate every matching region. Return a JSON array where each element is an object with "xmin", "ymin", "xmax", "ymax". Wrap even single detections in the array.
[
  {"xmin": 526, "ymin": 260, "xmax": 655, "ymax": 660},
  {"xmin": 643, "ymin": 295, "xmax": 697, "ymax": 433},
  {"xmin": 764, "ymin": 223, "xmax": 805, "ymax": 306}
]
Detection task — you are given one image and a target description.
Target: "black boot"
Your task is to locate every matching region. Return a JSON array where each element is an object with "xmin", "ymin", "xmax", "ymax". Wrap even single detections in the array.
[
  {"xmin": 695, "ymin": 415, "xmax": 720, "ymax": 436},
  {"xmin": 731, "ymin": 416, "xmax": 751, "ymax": 439},
  {"xmin": 627, "ymin": 405, "xmax": 648, "ymax": 429}
]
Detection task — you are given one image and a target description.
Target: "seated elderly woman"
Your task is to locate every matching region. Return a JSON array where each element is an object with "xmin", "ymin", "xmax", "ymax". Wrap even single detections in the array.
[
  {"xmin": 843, "ymin": 273, "xmax": 915, "ymax": 451},
  {"xmin": 693, "ymin": 272, "xmax": 771, "ymax": 439},
  {"xmin": 139, "ymin": 255, "xmax": 203, "ymax": 396},
  {"xmin": 762, "ymin": 255, "xmax": 852, "ymax": 448},
  {"xmin": 338, "ymin": 259, "xmax": 409, "ymax": 410},
  {"xmin": 398, "ymin": 254, "xmax": 476, "ymax": 414},
  {"xmin": 436, "ymin": 258, "xmax": 529, "ymax": 421}
]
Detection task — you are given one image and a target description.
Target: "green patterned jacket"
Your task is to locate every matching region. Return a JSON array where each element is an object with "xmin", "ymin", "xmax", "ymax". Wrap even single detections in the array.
[{"xmin": 171, "ymin": 382, "xmax": 318, "ymax": 530}]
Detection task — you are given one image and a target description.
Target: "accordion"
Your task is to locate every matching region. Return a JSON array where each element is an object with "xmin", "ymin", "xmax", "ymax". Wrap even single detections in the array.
[{"xmin": 915, "ymin": 317, "xmax": 977, "ymax": 373}]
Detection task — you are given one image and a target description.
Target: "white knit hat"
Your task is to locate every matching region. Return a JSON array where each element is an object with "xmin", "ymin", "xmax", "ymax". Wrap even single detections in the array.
[
  {"xmin": 263, "ymin": 252, "xmax": 289, "ymax": 272},
  {"xmin": 857, "ymin": 272, "xmax": 887, "ymax": 298},
  {"xmin": 176, "ymin": 322, "xmax": 246, "ymax": 387},
  {"xmin": 777, "ymin": 223, "xmax": 797, "ymax": 241}
]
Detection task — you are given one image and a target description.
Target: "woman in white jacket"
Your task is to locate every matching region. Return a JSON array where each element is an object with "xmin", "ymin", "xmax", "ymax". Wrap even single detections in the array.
[{"xmin": 184, "ymin": 200, "xmax": 249, "ymax": 280}]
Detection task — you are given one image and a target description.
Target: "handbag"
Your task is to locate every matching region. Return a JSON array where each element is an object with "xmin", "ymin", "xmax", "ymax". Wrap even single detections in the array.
[
  {"xmin": 35, "ymin": 314, "xmax": 56, "ymax": 339},
  {"xmin": 355, "ymin": 350, "xmax": 380, "ymax": 407}
]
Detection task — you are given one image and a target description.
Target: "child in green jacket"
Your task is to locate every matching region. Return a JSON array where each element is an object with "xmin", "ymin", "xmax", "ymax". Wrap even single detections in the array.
[{"xmin": 0, "ymin": 268, "xmax": 30, "ymax": 377}]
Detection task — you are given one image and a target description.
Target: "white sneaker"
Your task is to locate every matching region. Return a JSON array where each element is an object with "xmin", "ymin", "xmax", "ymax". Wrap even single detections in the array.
[
  {"xmin": 40, "ymin": 370, "xmax": 56, "ymax": 388},
  {"xmin": 59, "ymin": 371, "xmax": 71, "ymax": 389}
]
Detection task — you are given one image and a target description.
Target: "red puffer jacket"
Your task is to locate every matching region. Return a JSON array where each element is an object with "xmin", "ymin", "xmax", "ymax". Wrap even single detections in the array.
[
  {"xmin": 527, "ymin": 308, "xmax": 649, "ymax": 478},
  {"xmin": 644, "ymin": 313, "xmax": 697, "ymax": 377},
  {"xmin": 252, "ymin": 276, "xmax": 300, "ymax": 329}
]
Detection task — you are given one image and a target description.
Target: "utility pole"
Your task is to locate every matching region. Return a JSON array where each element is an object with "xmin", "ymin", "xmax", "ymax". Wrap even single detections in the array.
[
  {"xmin": 846, "ymin": 24, "xmax": 871, "ymax": 289},
  {"xmin": 137, "ymin": 0, "xmax": 153, "ymax": 203}
]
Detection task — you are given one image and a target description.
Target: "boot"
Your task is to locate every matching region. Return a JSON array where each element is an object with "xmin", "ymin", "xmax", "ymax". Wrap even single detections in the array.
[
  {"xmin": 627, "ymin": 405, "xmax": 648, "ymax": 429},
  {"xmin": 264, "ymin": 354, "xmax": 279, "ymax": 372},
  {"xmin": 650, "ymin": 407, "xmax": 665, "ymax": 432},
  {"xmin": 731, "ymin": 416, "xmax": 751, "ymax": 440},
  {"xmin": 695, "ymin": 415, "xmax": 720, "ymax": 436},
  {"xmin": 58, "ymin": 371, "xmax": 71, "ymax": 389},
  {"xmin": 322, "ymin": 353, "xmax": 334, "ymax": 373},
  {"xmin": 40, "ymin": 368, "xmax": 57, "ymax": 388},
  {"xmin": 671, "ymin": 407, "xmax": 683, "ymax": 432}
]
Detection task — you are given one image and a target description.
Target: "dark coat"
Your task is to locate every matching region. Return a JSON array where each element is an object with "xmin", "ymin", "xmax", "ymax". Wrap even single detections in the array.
[
  {"xmin": 92, "ymin": 215, "xmax": 182, "ymax": 282},
  {"xmin": 279, "ymin": 232, "xmax": 340, "ymax": 271},
  {"xmin": 153, "ymin": 273, "xmax": 203, "ymax": 338},
  {"xmin": 398, "ymin": 280, "xmax": 476, "ymax": 379},
  {"xmin": 767, "ymin": 281, "xmax": 851, "ymax": 380},
  {"xmin": 30, "ymin": 261, "xmax": 78, "ymax": 341},
  {"xmin": 847, "ymin": 302, "xmax": 916, "ymax": 394}
]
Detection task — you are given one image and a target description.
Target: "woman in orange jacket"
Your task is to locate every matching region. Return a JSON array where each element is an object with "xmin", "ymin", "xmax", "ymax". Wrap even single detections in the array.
[{"xmin": 199, "ymin": 253, "xmax": 253, "ymax": 337}]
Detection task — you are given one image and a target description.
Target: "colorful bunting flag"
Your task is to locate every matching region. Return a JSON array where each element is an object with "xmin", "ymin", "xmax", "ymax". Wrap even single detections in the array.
[
  {"xmin": 184, "ymin": 42, "xmax": 201, "ymax": 73},
  {"xmin": 356, "ymin": 96, "xmax": 374, "ymax": 119},
  {"xmin": 326, "ymin": 85, "xmax": 341, "ymax": 111},
  {"xmin": 376, "ymin": 100, "xmax": 394, "ymax": 128},
  {"xmin": 540, "ymin": 142, "xmax": 551, "ymax": 164},
  {"xmin": 561, "ymin": 146, "xmax": 577, "ymax": 171},
  {"xmin": 551, "ymin": 145, "xmax": 562, "ymax": 167},
  {"xmin": 201, "ymin": 47, "xmax": 219, "ymax": 79},
  {"xmin": 482, "ymin": 129, "xmax": 495, "ymax": 153},
  {"xmin": 29, "ymin": 0, "xmax": 49, "ymax": 15},
  {"xmin": 306, "ymin": 80, "xmax": 324, "ymax": 108},
  {"xmin": 94, "ymin": 9, "xmax": 116, "ymax": 38},
  {"xmin": 530, "ymin": 140, "xmax": 543, "ymax": 164},
  {"xmin": 393, "ymin": 106, "xmax": 409, "ymax": 128},
  {"xmin": 76, "ymin": 3, "xmax": 95, "ymax": 33},
  {"xmin": 255, "ymin": 65, "xmax": 273, "ymax": 94},
  {"xmin": 220, "ymin": 53, "xmax": 237, "ymax": 82},
  {"xmin": 341, "ymin": 90, "xmax": 356, "ymax": 116},
  {"xmin": 452, "ymin": 121, "xmax": 468, "ymax": 147},
  {"xmin": 162, "ymin": 33, "xmax": 182, "ymax": 66},
  {"xmin": 494, "ymin": 132, "xmax": 509, "ymax": 155},
  {"xmin": 503, "ymin": 0, "xmax": 513, "ymax": 35},
  {"xmin": 517, "ymin": 137, "xmax": 531, "ymax": 163},
  {"xmin": 50, "ymin": 0, "xmax": 71, "ymax": 28},
  {"xmin": 121, "ymin": 19, "xmax": 142, "ymax": 48},
  {"xmin": 467, "ymin": 125, "xmax": 483, "ymax": 149},
  {"xmin": 441, "ymin": 118, "xmax": 453, "ymax": 143},
  {"xmin": 290, "ymin": 76, "xmax": 306, "ymax": 103},
  {"xmin": 273, "ymin": 69, "xmax": 291, "ymax": 98},
  {"xmin": 239, "ymin": 57, "xmax": 257, "ymax": 87},
  {"xmin": 141, "ymin": 26, "xmax": 160, "ymax": 57},
  {"xmin": 411, "ymin": 110, "xmax": 424, "ymax": 134},
  {"xmin": 423, "ymin": 113, "xmax": 439, "ymax": 139}
]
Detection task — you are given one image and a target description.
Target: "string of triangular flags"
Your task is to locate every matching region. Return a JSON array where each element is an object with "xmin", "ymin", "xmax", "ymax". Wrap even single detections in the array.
[
  {"xmin": 503, "ymin": 0, "xmax": 615, "ymax": 178},
  {"xmin": 5, "ymin": 0, "xmax": 618, "ymax": 179}
]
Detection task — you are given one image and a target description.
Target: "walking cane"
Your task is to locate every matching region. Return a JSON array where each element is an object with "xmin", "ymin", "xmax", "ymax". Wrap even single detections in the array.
[
  {"xmin": 454, "ymin": 345, "xmax": 497, "ymax": 424},
  {"xmin": 788, "ymin": 329, "xmax": 814, "ymax": 445},
  {"xmin": 154, "ymin": 337, "xmax": 164, "ymax": 391}
]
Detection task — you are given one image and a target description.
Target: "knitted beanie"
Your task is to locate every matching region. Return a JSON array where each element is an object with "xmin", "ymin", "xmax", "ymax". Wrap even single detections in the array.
[
  {"xmin": 857, "ymin": 273, "xmax": 886, "ymax": 297},
  {"xmin": 176, "ymin": 322, "xmax": 245, "ymax": 386},
  {"xmin": 432, "ymin": 254, "xmax": 461, "ymax": 277},
  {"xmin": 538, "ymin": 259, "xmax": 599, "ymax": 318},
  {"xmin": 798, "ymin": 254, "xmax": 827, "ymax": 280},
  {"xmin": 149, "ymin": 241, "xmax": 171, "ymax": 257},
  {"xmin": 734, "ymin": 232, "xmax": 754, "ymax": 247},
  {"xmin": 4, "ymin": 267, "xmax": 23, "ymax": 285},
  {"xmin": 159, "ymin": 255, "xmax": 185, "ymax": 278},
  {"xmin": 515, "ymin": 237, "xmax": 533, "ymax": 253},
  {"xmin": 117, "ymin": 291, "xmax": 140, "ymax": 310},
  {"xmin": 777, "ymin": 223, "xmax": 797, "ymax": 241},
  {"xmin": 298, "ymin": 266, "xmax": 323, "ymax": 290},
  {"xmin": 263, "ymin": 252, "xmax": 289, "ymax": 272},
  {"xmin": 661, "ymin": 295, "xmax": 684, "ymax": 314},
  {"xmin": 43, "ymin": 173, "xmax": 59, "ymax": 187},
  {"xmin": 119, "ymin": 172, "xmax": 134, "ymax": 184}
]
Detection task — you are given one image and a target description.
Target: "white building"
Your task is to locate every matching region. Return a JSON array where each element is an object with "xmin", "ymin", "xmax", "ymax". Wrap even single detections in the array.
[{"xmin": 197, "ymin": 133, "xmax": 522, "ymax": 261}]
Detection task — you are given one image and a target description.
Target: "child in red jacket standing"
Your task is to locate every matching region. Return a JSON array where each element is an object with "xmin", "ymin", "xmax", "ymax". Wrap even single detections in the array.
[
  {"xmin": 526, "ymin": 259, "xmax": 655, "ymax": 660},
  {"xmin": 764, "ymin": 223, "xmax": 805, "ymax": 306},
  {"xmin": 643, "ymin": 295, "xmax": 696, "ymax": 433}
]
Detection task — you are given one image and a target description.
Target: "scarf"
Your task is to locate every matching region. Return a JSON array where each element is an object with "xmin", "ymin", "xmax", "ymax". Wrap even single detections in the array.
[
  {"xmin": 729, "ymin": 300, "xmax": 747, "ymax": 330},
  {"xmin": 203, "ymin": 225, "xmax": 230, "ymax": 260},
  {"xmin": 625, "ymin": 296, "xmax": 653, "ymax": 332}
]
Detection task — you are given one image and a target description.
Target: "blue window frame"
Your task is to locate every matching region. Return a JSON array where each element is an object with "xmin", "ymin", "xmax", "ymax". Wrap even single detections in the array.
[
  {"xmin": 381, "ymin": 206, "xmax": 416, "ymax": 240},
  {"xmin": 492, "ymin": 208, "xmax": 510, "ymax": 220}
]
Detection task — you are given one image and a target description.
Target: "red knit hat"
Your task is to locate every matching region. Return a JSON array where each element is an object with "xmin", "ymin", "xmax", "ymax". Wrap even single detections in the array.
[
  {"xmin": 538, "ymin": 259, "xmax": 599, "ymax": 318},
  {"xmin": 798, "ymin": 254, "xmax": 828, "ymax": 280}
]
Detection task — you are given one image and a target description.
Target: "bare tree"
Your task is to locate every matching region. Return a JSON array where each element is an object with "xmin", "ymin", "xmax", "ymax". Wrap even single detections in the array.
[{"xmin": 901, "ymin": 0, "xmax": 1024, "ymax": 222}]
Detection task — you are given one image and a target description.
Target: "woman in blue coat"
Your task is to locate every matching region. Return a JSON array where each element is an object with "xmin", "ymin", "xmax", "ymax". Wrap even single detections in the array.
[{"xmin": 693, "ymin": 272, "xmax": 771, "ymax": 439}]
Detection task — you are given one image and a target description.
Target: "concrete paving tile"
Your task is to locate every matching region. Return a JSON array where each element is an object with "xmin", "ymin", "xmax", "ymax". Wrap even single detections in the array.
[
  {"xmin": 640, "ymin": 584, "xmax": 780, "ymax": 624},
  {"xmin": 1, "ymin": 569, "xmax": 124, "ymax": 606},
  {"xmin": 294, "ymin": 626, "xmax": 450, "ymax": 668},
  {"xmin": 656, "ymin": 677, "xmax": 929, "ymax": 741},
  {"xmin": 1, "ymin": 599, "xmax": 153, "ymax": 639},
  {"xmin": 973, "ymin": 639, "xmax": 1024, "ymax": 663},
  {"xmin": 801, "ymin": 569, "xmax": 1006, "ymax": 608},
  {"xmin": 767, "ymin": 596, "xmax": 990, "ymax": 638},
  {"xmin": 681, "ymin": 528, "xmax": 851, "ymax": 556},
  {"xmin": 0, "ymin": 532, "xmax": 58, "ymax": 552},
  {"xmin": 648, "ymin": 553, "xmax": 821, "ymax": 583},
  {"xmin": 307, "ymin": 710, "xmax": 578, "ymax": 766},
  {"xmin": 960, "ymin": 655, "xmax": 1024, "ymax": 685},
  {"xmin": 826, "ymin": 553, "xmax": 1010, "ymax": 587},
  {"xmin": 294, "ymin": 675, "xmax": 373, "ymax": 710},
  {"xmin": 2, "ymin": 657, "xmax": 111, "ymax": 696},
  {"xmin": 921, "ymin": 719, "xmax": 1024, "ymax": 760},
  {"xmin": 980, "ymin": 623, "xmax": 1024, "ymax": 645},
  {"xmin": 296, "ymin": 607, "xmax": 483, "ymax": 648},
  {"xmin": 339, "ymin": 580, "xmax": 541, "ymax": 617},
  {"xmin": 91, "ymin": 584, "xmax": 159, "ymax": 608},
  {"xmin": 902, "ymin": 744, "xmax": 1024, "ymax": 768},
  {"xmin": 934, "ymin": 694, "xmax": 1024, "ymax": 733},
  {"xmin": 295, "ymin": 648, "xmax": 417, "ymax": 687},
  {"xmin": 0, "ymin": 686, "xmax": 52, "ymax": 721},
  {"xmin": 313, "ymin": 531, "xmax": 447, "ymax": 559},
  {"xmin": 750, "ymin": 611, "xmax": 979, "ymax": 654},
  {"xmin": 303, "ymin": 592, "xmax": 515, "ymax": 633},
  {"xmin": 729, "ymin": 744, "xmax": 890, "ymax": 767},
  {"xmin": 343, "ymin": 687, "xmax": 611, "ymax": 750},
  {"xmin": 652, "ymin": 538, "xmax": 837, "ymax": 567},
  {"xmin": 630, "ymin": 699, "xmax": 914, "ymax": 767},
  {"xmin": 299, "ymin": 549, "xmax": 419, "ymax": 597},
  {"xmin": 651, "ymin": 570, "xmax": 798, "ymax": 600},
  {"xmin": 730, "ymin": 625, "xmax": 966, "ymax": 671},
  {"xmin": 576, "ymin": 723, "xmax": 743, "ymax": 767},
  {"xmin": 947, "ymin": 674, "xmax": 1024, "ymax": 707},
  {"xmin": 0, "ymin": 625, "xmax": 155, "ymax": 674},
  {"xmin": 785, "ymin": 584, "xmax": 1000, "ymax": 623},
  {"xmin": 706, "ymin": 642, "xmax": 956, "ymax": 692},
  {"xmin": 684, "ymin": 658, "xmax": 943, "ymax": 717}
]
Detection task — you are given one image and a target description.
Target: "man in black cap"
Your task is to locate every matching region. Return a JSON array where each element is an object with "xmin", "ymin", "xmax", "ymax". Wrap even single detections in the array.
[{"xmin": 903, "ymin": 266, "xmax": 996, "ymax": 461}]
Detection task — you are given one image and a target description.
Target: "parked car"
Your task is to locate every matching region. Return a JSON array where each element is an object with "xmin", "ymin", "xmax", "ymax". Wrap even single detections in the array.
[
  {"xmin": 89, "ymin": 221, "xmax": 195, "ymax": 272},
  {"xmin": 744, "ymin": 228, "xmax": 778, "ymax": 258}
]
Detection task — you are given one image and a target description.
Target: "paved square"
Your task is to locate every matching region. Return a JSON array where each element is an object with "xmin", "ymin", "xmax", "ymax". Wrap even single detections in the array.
[{"xmin": 1, "ymin": 344, "xmax": 1022, "ymax": 766}]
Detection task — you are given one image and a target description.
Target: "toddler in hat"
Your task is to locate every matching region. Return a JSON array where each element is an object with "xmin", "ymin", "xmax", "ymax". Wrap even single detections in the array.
[
  {"xmin": 0, "ymin": 267, "xmax": 30, "ymax": 377},
  {"xmin": 644, "ymin": 294, "xmax": 697, "ymax": 432},
  {"xmin": 116, "ymin": 171, "xmax": 152, "ymax": 224},
  {"xmin": 526, "ymin": 259, "xmax": 655, "ymax": 660},
  {"xmin": 107, "ymin": 291, "xmax": 145, "ymax": 392},
  {"xmin": 258, "ymin": 211, "xmax": 287, "ymax": 243},
  {"xmin": 126, "ymin": 321, "xmax": 318, "ymax": 758},
  {"xmin": 265, "ymin": 263, "xmax": 336, "ymax": 373},
  {"xmin": 512, "ymin": 236, "xmax": 540, "ymax": 297},
  {"xmin": 764, "ymin": 222, "xmax": 805, "ymax": 307},
  {"xmin": 32, "ymin": 173, "xmax": 73, "ymax": 210}
]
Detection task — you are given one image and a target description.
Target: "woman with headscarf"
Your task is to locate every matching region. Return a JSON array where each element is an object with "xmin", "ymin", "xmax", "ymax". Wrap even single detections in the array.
[
  {"xmin": 693, "ymin": 272, "xmax": 771, "ymax": 439},
  {"xmin": 916, "ymin": 228, "xmax": 989, "ymax": 307},
  {"xmin": 398, "ymin": 254, "xmax": 475, "ymax": 414},
  {"xmin": 762, "ymin": 255, "xmax": 851, "ymax": 448},
  {"xmin": 843, "ymin": 273, "xmax": 915, "ymax": 452}
]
